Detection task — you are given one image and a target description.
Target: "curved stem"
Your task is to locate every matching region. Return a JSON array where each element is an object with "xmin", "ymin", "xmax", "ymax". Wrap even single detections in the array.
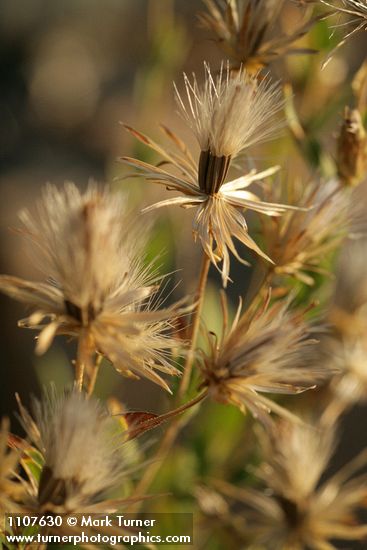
[
  {"xmin": 75, "ymin": 359, "xmax": 85, "ymax": 393},
  {"xmin": 178, "ymin": 252, "xmax": 211, "ymax": 399},
  {"xmin": 129, "ymin": 390, "xmax": 208, "ymax": 512}
]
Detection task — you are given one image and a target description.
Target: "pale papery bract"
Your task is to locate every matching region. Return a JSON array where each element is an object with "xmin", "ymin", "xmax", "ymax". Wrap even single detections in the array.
[
  {"xmin": 121, "ymin": 64, "xmax": 299, "ymax": 287},
  {"xmin": 0, "ymin": 183, "xmax": 186, "ymax": 391}
]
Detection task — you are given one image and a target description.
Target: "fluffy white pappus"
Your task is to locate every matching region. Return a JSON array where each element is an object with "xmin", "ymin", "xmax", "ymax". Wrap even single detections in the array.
[
  {"xmin": 257, "ymin": 418, "xmax": 336, "ymax": 501},
  {"xmin": 32, "ymin": 390, "xmax": 124, "ymax": 511},
  {"xmin": 18, "ymin": 181, "xmax": 152, "ymax": 311},
  {"xmin": 174, "ymin": 62, "xmax": 284, "ymax": 158}
]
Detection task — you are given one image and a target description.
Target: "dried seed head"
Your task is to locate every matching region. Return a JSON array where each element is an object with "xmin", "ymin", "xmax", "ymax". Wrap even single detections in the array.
[
  {"xmin": 261, "ymin": 178, "xmax": 350, "ymax": 286},
  {"xmin": 0, "ymin": 183, "xmax": 186, "ymax": 391},
  {"xmin": 258, "ymin": 419, "xmax": 335, "ymax": 501},
  {"xmin": 199, "ymin": 0, "xmax": 321, "ymax": 71},
  {"xmin": 199, "ymin": 293, "xmax": 325, "ymax": 425},
  {"xmin": 216, "ymin": 418, "xmax": 367, "ymax": 549},
  {"xmin": 23, "ymin": 390, "xmax": 125, "ymax": 513},
  {"xmin": 17, "ymin": 182, "xmax": 146, "ymax": 319},
  {"xmin": 121, "ymin": 62, "xmax": 295, "ymax": 287}
]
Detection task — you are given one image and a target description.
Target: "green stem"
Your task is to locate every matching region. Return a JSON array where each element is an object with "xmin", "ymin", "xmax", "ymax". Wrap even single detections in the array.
[{"xmin": 178, "ymin": 252, "xmax": 211, "ymax": 399}]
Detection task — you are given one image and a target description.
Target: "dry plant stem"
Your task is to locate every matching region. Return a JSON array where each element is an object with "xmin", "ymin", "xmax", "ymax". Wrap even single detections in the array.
[
  {"xmin": 74, "ymin": 333, "xmax": 85, "ymax": 392},
  {"xmin": 87, "ymin": 354, "xmax": 103, "ymax": 396},
  {"xmin": 129, "ymin": 252, "xmax": 210, "ymax": 512},
  {"xmin": 178, "ymin": 252, "xmax": 211, "ymax": 399},
  {"xmin": 130, "ymin": 390, "xmax": 208, "ymax": 513},
  {"xmin": 129, "ymin": 421, "xmax": 182, "ymax": 514},
  {"xmin": 74, "ymin": 359, "xmax": 85, "ymax": 393}
]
